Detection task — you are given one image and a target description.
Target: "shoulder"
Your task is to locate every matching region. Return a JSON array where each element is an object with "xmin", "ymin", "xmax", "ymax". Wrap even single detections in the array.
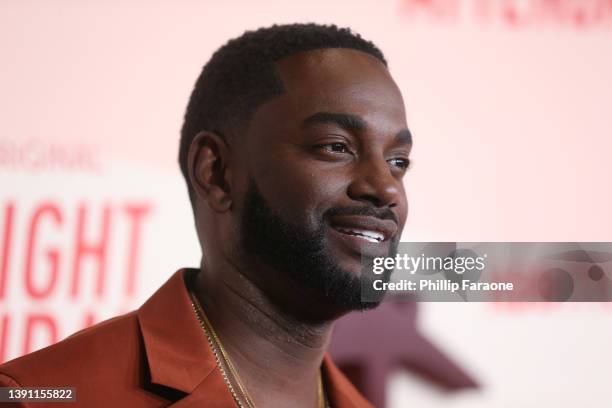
[
  {"xmin": 0, "ymin": 312, "xmax": 140, "ymax": 386},
  {"xmin": 0, "ymin": 311, "xmax": 170, "ymax": 406}
]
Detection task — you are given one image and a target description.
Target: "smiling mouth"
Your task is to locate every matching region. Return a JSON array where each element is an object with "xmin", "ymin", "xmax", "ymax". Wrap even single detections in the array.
[
  {"xmin": 328, "ymin": 214, "xmax": 397, "ymax": 243},
  {"xmin": 334, "ymin": 228, "xmax": 385, "ymax": 243},
  {"xmin": 327, "ymin": 215, "xmax": 398, "ymax": 257},
  {"xmin": 327, "ymin": 213, "xmax": 398, "ymax": 255}
]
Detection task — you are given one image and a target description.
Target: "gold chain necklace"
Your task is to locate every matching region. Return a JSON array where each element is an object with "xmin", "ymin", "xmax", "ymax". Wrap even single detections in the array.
[{"xmin": 189, "ymin": 290, "xmax": 330, "ymax": 408}]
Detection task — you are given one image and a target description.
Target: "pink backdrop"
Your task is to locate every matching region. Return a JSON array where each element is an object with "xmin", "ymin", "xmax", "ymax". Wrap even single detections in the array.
[{"xmin": 2, "ymin": 1, "xmax": 611, "ymax": 407}]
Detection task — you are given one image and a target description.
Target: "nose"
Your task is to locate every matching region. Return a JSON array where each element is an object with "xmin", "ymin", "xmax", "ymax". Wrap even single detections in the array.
[{"xmin": 347, "ymin": 155, "xmax": 401, "ymax": 208}]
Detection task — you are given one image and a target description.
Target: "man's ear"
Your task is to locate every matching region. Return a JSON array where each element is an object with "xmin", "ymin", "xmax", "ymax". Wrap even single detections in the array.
[{"xmin": 187, "ymin": 131, "xmax": 233, "ymax": 212}]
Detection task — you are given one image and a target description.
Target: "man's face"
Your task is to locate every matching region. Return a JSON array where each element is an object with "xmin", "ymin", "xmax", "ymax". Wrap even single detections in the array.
[{"xmin": 233, "ymin": 48, "xmax": 410, "ymax": 310}]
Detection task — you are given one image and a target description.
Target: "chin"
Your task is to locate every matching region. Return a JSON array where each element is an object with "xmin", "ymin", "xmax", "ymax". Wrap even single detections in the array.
[
  {"xmin": 332, "ymin": 254, "xmax": 367, "ymax": 277},
  {"xmin": 319, "ymin": 261, "xmax": 389, "ymax": 313}
]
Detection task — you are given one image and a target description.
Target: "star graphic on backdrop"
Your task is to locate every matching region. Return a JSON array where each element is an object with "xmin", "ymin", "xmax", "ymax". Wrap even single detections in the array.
[{"xmin": 330, "ymin": 297, "xmax": 478, "ymax": 408}]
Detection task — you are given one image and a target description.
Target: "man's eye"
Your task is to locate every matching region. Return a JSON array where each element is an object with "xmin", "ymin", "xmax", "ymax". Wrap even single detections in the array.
[
  {"xmin": 389, "ymin": 158, "xmax": 411, "ymax": 170},
  {"xmin": 321, "ymin": 143, "xmax": 351, "ymax": 154}
]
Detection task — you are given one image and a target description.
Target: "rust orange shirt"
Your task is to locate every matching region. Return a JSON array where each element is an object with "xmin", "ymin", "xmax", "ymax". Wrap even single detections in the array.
[{"xmin": 0, "ymin": 269, "xmax": 374, "ymax": 408}]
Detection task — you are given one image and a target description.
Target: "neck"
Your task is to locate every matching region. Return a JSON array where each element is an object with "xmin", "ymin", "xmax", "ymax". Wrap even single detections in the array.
[{"xmin": 192, "ymin": 256, "xmax": 335, "ymax": 408}]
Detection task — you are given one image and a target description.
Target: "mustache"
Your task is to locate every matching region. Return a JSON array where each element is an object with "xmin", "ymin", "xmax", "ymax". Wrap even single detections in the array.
[{"xmin": 324, "ymin": 205, "xmax": 399, "ymax": 225}]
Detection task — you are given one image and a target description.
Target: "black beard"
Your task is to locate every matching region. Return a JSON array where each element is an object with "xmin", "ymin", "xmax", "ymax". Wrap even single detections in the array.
[{"xmin": 240, "ymin": 177, "xmax": 398, "ymax": 311}]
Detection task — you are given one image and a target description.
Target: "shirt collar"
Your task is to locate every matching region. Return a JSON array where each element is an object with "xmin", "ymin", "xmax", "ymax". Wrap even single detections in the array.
[{"xmin": 138, "ymin": 268, "xmax": 216, "ymax": 394}]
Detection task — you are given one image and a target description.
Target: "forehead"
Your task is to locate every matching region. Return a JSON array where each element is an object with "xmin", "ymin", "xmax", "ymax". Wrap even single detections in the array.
[{"xmin": 248, "ymin": 48, "xmax": 407, "ymax": 135}]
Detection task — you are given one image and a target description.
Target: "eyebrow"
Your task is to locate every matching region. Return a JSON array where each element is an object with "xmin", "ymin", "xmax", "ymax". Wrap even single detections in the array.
[
  {"xmin": 302, "ymin": 111, "xmax": 412, "ymax": 145},
  {"xmin": 302, "ymin": 112, "xmax": 367, "ymax": 132},
  {"xmin": 395, "ymin": 129, "xmax": 412, "ymax": 145}
]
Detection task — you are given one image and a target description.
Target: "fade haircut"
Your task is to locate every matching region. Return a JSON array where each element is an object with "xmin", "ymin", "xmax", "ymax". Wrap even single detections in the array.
[{"xmin": 179, "ymin": 23, "xmax": 388, "ymax": 203}]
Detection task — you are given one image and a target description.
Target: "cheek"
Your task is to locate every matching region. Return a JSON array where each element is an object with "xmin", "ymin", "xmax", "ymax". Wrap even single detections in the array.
[{"xmin": 254, "ymin": 160, "xmax": 348, "ymax": 225}]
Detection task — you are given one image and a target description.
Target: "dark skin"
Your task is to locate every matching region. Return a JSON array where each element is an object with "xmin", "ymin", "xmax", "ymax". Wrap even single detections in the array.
[{"xmin": 187, "ymin": 48, "xmax": 411, "ymax": 407}]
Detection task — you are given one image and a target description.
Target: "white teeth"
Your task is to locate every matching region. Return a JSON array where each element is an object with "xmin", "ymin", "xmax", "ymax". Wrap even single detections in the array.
[{"xmin": 337, "ymin": 228, "xmax": 384, "ymax": 242}]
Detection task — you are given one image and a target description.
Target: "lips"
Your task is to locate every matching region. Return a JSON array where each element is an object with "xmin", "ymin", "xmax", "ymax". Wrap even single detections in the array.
[{"xmin": 328, "ymin": 215, "xmax": 398, "ymax": 244}]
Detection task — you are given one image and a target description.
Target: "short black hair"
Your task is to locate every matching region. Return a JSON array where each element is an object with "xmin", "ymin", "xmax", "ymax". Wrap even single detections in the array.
[{"xmin": 179, "ymin": 23, "xmax": 388, "ymax": 201}]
